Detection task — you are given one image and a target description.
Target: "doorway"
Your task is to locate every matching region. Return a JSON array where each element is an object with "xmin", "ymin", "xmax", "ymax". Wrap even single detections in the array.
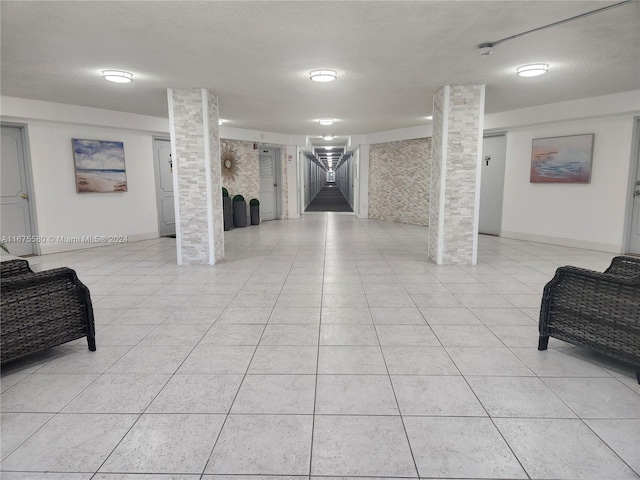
[
  {"xmin": 153, "ymin": 137, "xmax": 175, "ymax": 237},
  {"xmin": 479, "ymin": 134, "xmax": 506, "ymax": 236},
  {"xmin": 1, "ymin": 125, "xmax": 35, "ymax": 256},
  {"xmin": 626, "ymin": 118, "xmax": 640, "ymax": 255},
  {"xmin": 259, "ymin": 147, "xmax": 279, "ymax": 221}
]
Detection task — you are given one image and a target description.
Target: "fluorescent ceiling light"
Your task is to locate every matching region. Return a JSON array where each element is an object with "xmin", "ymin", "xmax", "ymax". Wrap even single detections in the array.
[
  {"xmin": 102, "ymin": 70, "xmax": 133, "ymax": 83},
  {"xmin": 318, "ymin": 118, "xmax": 334, "ymax": 126},
  {"xmin": 310, "ymin": 69, "xmax": 337, "ymax": 82},
  {"xmin": 425, "ymin": 116, "xmax": 433, "ymax": 121},
  {"xmin": 218, "ymin": 119, "xmax": 226, "ymax": 125},
  {"xmin": 516, "ymin": 64, "xmax": 549, "ymax": 77},
  {"xmin": 323, "ymin": 135, "xmax": 334, "ymax": 141},
  {"xmin": 325, "ymin": 146, "xmax": 333, "ymax": 150}
]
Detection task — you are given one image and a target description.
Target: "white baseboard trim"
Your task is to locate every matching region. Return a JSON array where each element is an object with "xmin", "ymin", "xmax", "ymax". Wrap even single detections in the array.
[
  {"xmin": 38, "ymin": 232, "xmax": 159, "ymax": 255},
  {"xmin": 500, "ymin": 230, "xmax": 621, "ymax": 254}
]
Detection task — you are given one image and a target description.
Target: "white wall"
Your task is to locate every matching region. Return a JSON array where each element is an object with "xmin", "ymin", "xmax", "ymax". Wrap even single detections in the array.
[
  {"xmin": 484, "ymin": 91, "xmax": 639, "ymax": 253},
  {"xmin": 499, "ymin": 114, "xmax": 636, "ymax": 252},
  {"xmin": 1, "ymin": 96, "xmax": 169, "ymax": 254}
]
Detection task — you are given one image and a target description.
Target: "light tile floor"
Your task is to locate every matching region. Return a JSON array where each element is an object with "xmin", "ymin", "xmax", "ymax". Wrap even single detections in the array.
[{"xmin": 1, "ymin": 213, "xmax": 639, "ymax": 479}]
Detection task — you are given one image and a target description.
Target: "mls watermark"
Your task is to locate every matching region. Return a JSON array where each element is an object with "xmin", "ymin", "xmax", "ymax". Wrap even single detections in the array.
[{"xmin": 1, "ymin": 235, "xmax": 129, "ymax": 244}]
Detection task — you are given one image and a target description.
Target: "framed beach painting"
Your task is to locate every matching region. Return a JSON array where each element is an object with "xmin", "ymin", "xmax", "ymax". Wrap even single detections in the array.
[
  {"xmin": 72, "ymin": 139, "xmax": 128, "ymax": 193},
  {"xmin": 530, "ymin": 134, "xmax": 594, "ymax": 183}
]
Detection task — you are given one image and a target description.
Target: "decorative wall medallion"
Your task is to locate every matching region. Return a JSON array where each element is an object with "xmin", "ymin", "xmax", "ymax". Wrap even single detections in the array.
[{"xmin": 221, "ymin": 142, "xmax": 238, "ymax": 179}]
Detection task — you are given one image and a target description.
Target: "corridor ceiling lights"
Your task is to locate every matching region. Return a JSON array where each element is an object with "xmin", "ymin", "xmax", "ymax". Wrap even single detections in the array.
[
  {"xmin": 309, "ymin": 69, "xmax": 337, "ymax": 82},
  {"xmin": 102, "ymin": 70, "xmax": 133, "ymax": 83},
  {"xmin": 323, "ymin": 135, "xmax": 334, "ymax": 141},
  {"xmin": 516, "ymin": 64, "xmax": 549, "ymax": 77},
  {"xmin": 318, "ymin": 118, "xmax": 334, "ymax": 126}
]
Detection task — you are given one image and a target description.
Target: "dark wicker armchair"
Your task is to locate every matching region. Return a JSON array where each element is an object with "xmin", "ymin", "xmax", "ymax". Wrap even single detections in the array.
[
  {"xmin": 1, "ymin": 259, "xmax": 96, "ymax": 363},
  {"xmin": 538, "ymin": 256, "xmax": 640, "ymax": 383}
]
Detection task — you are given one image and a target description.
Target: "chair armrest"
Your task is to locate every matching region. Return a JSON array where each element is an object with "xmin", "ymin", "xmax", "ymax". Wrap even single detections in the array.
[
  {"xmin": 540, "ymin": 265, "xmax": 640, "ymax": 334},
  {"xmin": 605, "ymin": 256, "xmax": 640, "ymax": 278},
  {"xmin": 1, "ymin": 267, "xmax": 89, "ymax": 294},
  {"xmin": 0, "ymin": 259, "xmax": 33, "ymax": 278},
  {"xmin": 1, "ymin": 268, "xmax": 94, "ymax": 327}
]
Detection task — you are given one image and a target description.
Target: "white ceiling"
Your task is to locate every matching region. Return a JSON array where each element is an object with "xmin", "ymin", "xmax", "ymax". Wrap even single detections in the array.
[{"xmin": 1, "ymin": 1, "xmax": 638, "ymax": 137}]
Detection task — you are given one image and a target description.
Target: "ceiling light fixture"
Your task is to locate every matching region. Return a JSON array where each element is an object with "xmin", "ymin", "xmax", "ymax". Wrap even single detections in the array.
[
  {"xmin": 319, "ymin": 118, "xmax": 334, "ymax": 126},
  {"xmin": 325, "ymin": 146, "xmax": 333, "ymax": 150},
  {"xmin": 218, "ymin": 119, "xmax": 226, "ymax": 125},
  {"xmin": 323, "ymin": 135, "xmax": 334, "ymax": 141},
  {"xmin": 102, "ymin": 70, "xmax": 133, "ymax": 83},
  {"xmin": 516, "ymin": 64, "xmax": 549, "ymax": 77},
  {"xmin": 310, "ymin": 69, "xmax": 337, "ymax": 82}
]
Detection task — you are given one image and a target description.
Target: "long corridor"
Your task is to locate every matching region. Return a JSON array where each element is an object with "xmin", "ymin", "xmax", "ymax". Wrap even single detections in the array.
[
  {"xmin": 1, "ymin": 214, "xmax": 639, "ymax": 479},
  {"xmin": 305, "ymin": 182, "xmax": 352, "ymax": 212}
]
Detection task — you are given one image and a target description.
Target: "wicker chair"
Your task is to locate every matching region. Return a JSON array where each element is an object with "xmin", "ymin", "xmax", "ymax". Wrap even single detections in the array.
[
  {"xmin": 538, "ymin": 256, "xmax": 640, "ymax": 383},
  {"xmin": 1, "ymin": 259, "xmax": 96, "ymax": 363}
]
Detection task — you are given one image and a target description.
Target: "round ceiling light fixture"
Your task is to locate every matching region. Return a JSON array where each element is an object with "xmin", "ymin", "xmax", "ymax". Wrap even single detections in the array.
[
  {"xmin": 516, "ymin": 64, "xmax": 549, "ymax": 77},
  {"xmin": 310, "ymin": 69, "xmax": 337, "ymax": 82},
  {"xmin": 318, "ymin": 118, "xmax": 334, "ymax": 126},
  {"xmin": 102, "ymin": 70, "xmax": 133, "ymax": 83},
  {"xmin": 323, "ymin": 135, "xmax": 334, "ymax": 141}
]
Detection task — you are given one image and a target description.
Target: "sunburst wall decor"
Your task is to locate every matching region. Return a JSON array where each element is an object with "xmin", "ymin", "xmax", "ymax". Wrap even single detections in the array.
[{"xmin": 221, "ymin": 142, "xmax": 238, "ymax": 180}]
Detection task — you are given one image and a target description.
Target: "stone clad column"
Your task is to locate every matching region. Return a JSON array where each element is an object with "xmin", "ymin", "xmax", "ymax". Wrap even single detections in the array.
[
  {"xmin": 429, "ymin": 85, "xmax": 485, "ymax": 265},
  {"xmin": 167, "ymin": 88, "xmax": 224, "ymax": 265}
]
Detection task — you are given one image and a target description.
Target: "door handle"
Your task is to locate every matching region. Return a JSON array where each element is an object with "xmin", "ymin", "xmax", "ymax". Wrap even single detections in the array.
[
  {"xmin": 20, "ymin": 193, "xmax": 29, "ymax": 200},
  {"xmin": 634, "ymin": 190, "xmax": 640, "ymax": 197}
]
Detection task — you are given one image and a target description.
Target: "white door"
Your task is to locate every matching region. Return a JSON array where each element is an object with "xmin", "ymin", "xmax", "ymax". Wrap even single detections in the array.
[
  {"xmin": 628, "ymin": 123, "xmax": 640, "ymax": 254},
  {"xmin": 1, "ymin": 126, "xmax": 34, "ymax": 256},
  {"xmin": 479, "ymin": 134, "xmax": 506, "ymax": 236},
  {"xmin": 153, "ymin": 138, "xmax": 175, "ymax": 236},
  {"xmin": 259, "ymin": 148, "xmax": 277, "ymax": 221}
]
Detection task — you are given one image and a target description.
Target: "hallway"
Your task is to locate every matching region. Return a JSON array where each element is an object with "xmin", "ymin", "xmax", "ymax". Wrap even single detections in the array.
[
  {"xmin": 1, "ymin": 214, "xmax": 639, "ymax": 478},
  {"xmin": 305, "ymin": 182, "xmax": 352, "ymax": 212}
]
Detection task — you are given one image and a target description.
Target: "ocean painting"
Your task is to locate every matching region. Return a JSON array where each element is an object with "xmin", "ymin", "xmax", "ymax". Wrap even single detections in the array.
[
  {"xmin": 530, "ymin": 134, "xmax": 594, "ymax": 183},
  {"xmin": 72, "ymin": 139, "xmax": 128, "ymax": 193}
]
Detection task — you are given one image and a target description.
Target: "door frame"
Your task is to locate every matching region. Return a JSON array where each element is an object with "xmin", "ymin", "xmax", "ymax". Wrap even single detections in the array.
[
  {"xmin": 258, "ymin": 145, "xmax": 281, "ymax": 220},
  {"xmin": 152, "ymin": 136, "xmax": 175, "ymax": 237},
  {"xmin": 622, "ymin": 116, "xmax": 640, "ymax": 254},
  {"xmin": 1, "ymin": 123, "xmax": 39, "ymax": 255},
  {"xmin": 479, "ymin": 132, "xmax": 507, "ymax": 237}
]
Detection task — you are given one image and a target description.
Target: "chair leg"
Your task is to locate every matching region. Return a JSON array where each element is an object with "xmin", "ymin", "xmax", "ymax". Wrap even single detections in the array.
[
  {"xmin": 538, "ymin": 335, "xmax": 549, "ymax": 351},
  {"xmin": 87, "ymin": 335, "xmax": 96, "ymax": 351}
]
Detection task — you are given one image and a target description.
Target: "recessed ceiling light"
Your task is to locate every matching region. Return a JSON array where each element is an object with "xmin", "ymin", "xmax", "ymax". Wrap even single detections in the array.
[
  {"xmin": 319, "ymin": 118, "xmax": 334, "ymax": 126},
  {"xmin": 102, "ymin": 70, "xmax": 133, "ymax": 83},
  {"xmin": 425, "ymin": 116, "xmax": 433, "ymax": 121},
  {"xmin": 323, "ymin": 135, "xmax": 334, "ymax": 141},
  {"xmin": 310, "ymin": 69, "xmax": 337, "ymax": 82},
  {"xmin": 516, "ymin": 64, "xmax": 549, "ymax": 77},
  {"xmin": 325, "ymin": 146, "xmax": 333, "ymax": 150}
]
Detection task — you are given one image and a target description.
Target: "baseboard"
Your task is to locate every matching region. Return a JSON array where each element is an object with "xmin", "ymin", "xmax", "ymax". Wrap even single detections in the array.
[
  {"xmin": 38, "ymin": 232, "xmax": 159, "ymax": 255},
  {"xmin": 500, "ymin": 230, "xmax": 621, "ymax": 254}
]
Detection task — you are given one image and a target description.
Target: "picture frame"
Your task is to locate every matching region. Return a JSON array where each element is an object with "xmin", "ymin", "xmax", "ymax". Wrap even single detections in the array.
[
  {"xmin": 72, "ymin": 139, "xmax": 128, "ymax": 193},
  {"xmin": 530, "ymin": 134, "xmax": 594, "ymax": 183}
]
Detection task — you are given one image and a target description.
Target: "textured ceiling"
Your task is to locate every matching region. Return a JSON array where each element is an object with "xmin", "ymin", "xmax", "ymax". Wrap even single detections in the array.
[{"xmin": 1, "ymin": 1, "xmax": 638, "ymax": 136}]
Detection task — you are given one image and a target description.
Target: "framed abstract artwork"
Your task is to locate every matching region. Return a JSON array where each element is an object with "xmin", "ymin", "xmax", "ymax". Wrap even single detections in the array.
[
  {"xmin": 72, "ymin": 139, "xmax": 128, "ymax": 193},
  {"xmin": 530, "ymin": 134, "xmax": 594, "ymax": 183}
]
